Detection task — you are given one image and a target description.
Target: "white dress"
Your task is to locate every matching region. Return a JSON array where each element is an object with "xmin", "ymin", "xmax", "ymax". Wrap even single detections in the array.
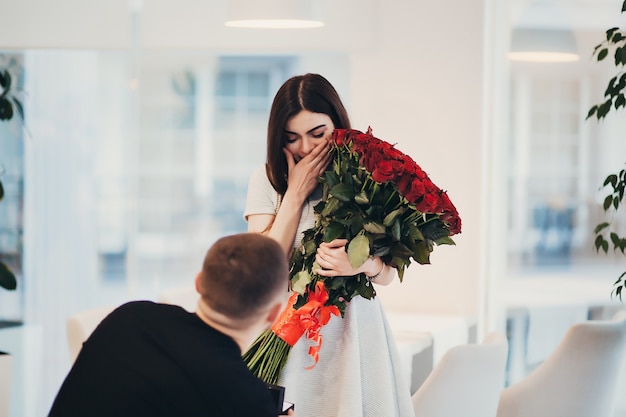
[{"xmin": 244, "ymin": 165, "xmax": 414, "ymax": 417}]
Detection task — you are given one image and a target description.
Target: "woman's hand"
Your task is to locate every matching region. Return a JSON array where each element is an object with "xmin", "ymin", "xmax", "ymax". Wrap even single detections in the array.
[
  {"xmin": 314, "ymin": 238, "xmax": 395, "ymax": 285},
  {"xmin": 314, "ymin": 239, "xmax": 383, "ymax": 277},
  {"xmin": 283, "ymin": 140, "xmax": 331, "ymax": 204}
]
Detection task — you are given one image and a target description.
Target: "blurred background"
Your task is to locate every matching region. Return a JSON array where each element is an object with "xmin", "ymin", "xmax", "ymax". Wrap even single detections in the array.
[{"xmin": 0, "ymin": 0, "xmax": 625, "ymax": 415}]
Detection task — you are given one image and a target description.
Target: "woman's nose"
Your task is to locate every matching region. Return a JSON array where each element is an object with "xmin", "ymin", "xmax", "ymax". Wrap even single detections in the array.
[{"xmin": 301, "ymin": 137, "xmax": 315, "ymax": 154}]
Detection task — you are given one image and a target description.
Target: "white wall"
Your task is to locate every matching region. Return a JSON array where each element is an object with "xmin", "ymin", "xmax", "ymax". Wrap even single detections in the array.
[{"xmin": 348, "ymin": 0, "xmax": 486, "ymax": 318}]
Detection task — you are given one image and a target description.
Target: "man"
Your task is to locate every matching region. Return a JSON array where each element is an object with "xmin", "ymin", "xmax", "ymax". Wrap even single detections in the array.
[{"xmin": 49, "ymin": 233, "xmax": 289, "ymax": 417}]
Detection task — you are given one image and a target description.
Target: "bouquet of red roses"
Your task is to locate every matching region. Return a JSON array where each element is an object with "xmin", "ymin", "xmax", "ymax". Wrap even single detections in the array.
[{"xmin": 243, "ymin": 127, "xmax": 461, "ymax": 385}]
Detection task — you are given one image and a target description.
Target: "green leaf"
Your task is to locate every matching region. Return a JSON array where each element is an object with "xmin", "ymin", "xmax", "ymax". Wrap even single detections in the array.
[
  {"xmin": 586, "ymin": 105, "xmax": 598, "ymax": 119},
  {"xmin": 615, "ymin": 46, "xmax": 626, "ymax": 66},
  {"xmin": 413, "ymin": 240, "xmax": 431, "ymax": 264},
  {"xmin": 613, "ymin": 32, "xmax": 626, "ymax": 43},
  {"xmin": 595, "ymin": 235, "xmax": 608, "ymax": 253},
  {"xmin": 323, "ymin": 221, "xmax": 346, "ymax": 242},
  {"xmin": 615, "ymin": 94, "xmax": 626, "ymax": 110},
  {"xmin": 611, "ymin": 232, "xmax": 622, "ymax": 250},
  {"xmin": 604, "ymin": 194, "xmax": 614, "ymax": 210},
  {"xmin": 598, "ymin": 99, "xmax": 613, "ymax": 118},
  {"xmin": 11, "ymin": 97, "xmax": 24, "ymax": 121},
  {"xmin": 0, "ymin": 180, "xmax": 4, "ymax": 202},
  {"xmin": 354, "ymin": 191, "xmax": 369, "ymax": 205},
  {"xmin": 607, "ymin": 27, "xmax": 619, "ymax": 41},
  {"xmin": 622, "ymin": 0, "xmax": 626, "ymax": 12},
  {"xmin": 604, "ymin": 174, "xmax": 618, "ymax": 188},
  {"xmin": 435, "ymin": 236, "xmax": 456, "ymax": 246},
  {"xmin": 363, "ymin": 221, "xmax": 386, "ymax": 234},
  {"xmin": 616, "ymin": 45, "xmax": 626, "ymax": 66},
  {"xmin": 605, "ymin": 76, "xmax": 618, "ymax": 97},
  {"xmin": 347, "ymin": 232, "xmax": 370, "ymax": 269},
  {"xmin": 0, "ymin": 261, "xmax": 17, "ymax": 290},
  {"xmin": 291, "ymin": 270, "xmax": 313, "ymax": 295},
  {"xmin": 325, "ymin": 171, "xmax": 340, "ymax": 189},
  {"xmin": 391, "ymin": 219, "xmax": 401, "ymax": 241},
  {"xmin": 593, "ymin": 43, "xmax": 604, "ymax": 54},
  {"xmin": 614, "ymin": 195, "xmax": 620, "ymax": 210},
  {"xmin": 356, "ymin": 275, "xmax": 376, "ymax": 299},
  {"xmin": 383, "ymin": 207, "xmax": 405, "ymax": 227},
  {"xmin": 594, "ymin": 222, "xmax": 610, "ymax": 234},
  {"xmin": 329, "ymin": 183, "xmax": 354, "ymax": 202},
  {"xmin": 321, "ymin": 197, "xmax": 340, "ymax": 217},
  {"xmin": 598, "ymin": 48, "xmax": 609, "ymax": 61},
  {"xmin": 0, "ymin": 69, "xmax": 11, "ymax": 92}
]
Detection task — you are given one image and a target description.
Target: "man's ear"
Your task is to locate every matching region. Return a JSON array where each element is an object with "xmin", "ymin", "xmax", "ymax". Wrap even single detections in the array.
[
  {"xmin": 265, "ymin": 301, "xmax": 284, "ymax": 325},
  {"xmin": 194, "ymin": 272, "xmax": 202, "ymax": 294}
]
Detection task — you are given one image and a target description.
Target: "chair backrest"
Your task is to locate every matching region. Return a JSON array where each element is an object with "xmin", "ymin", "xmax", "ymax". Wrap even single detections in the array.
[
  {"xmin": 412, "ymin": 331, "xmax": 508, "ymax": 417},
  {"xmin": 609, "ymin": 309, "xmax": 626, "ymax": 415},
  {"xmin": 157, "ymin": 285, "xmax": 198, "ymax": 312},
  {"xmin": 497, "ymin": 315, "xmax": 626, "ymax": 417},
  {"xmin": 66, "ymin": 306, "xmax": 115, "ymax": 364}
]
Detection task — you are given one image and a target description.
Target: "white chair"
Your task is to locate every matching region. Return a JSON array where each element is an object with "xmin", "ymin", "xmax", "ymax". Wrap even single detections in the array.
[
  {"xmin": 496, "ymin": 314, "xmax": 626, "ymax": 417},
  {"xmin": 157, "ymin": 285, "xmax": 198, "ymax": 312},
  {"xmin": 0, "ymin": 352, "xmax": 12, "ymax": 417},
  {"xmin": 411, "ymin": 331, "xmax": 508, "ymax": 417},
  {"xmin": 66, "ymin": 306, "xmax": 115, "ymax": 363},
  {"xmin": 610, "ymin": 309, "xmax": 626, "ymax": 417}
]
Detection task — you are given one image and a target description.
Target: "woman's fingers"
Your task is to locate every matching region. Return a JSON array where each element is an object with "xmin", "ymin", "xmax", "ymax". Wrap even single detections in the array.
[
  {"xmin": 319, "ymin": 239, "xmax": 349, "ymax": 249},
  {"xmin": 283, "ymin": 148, "xmax": 295, "ymax": 172}
]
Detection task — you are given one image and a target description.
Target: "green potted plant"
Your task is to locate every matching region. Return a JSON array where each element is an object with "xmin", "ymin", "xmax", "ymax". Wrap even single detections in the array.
[
  {"xmin": 588, "ymin": 0, "xmax": 626, "ymax": 301},
  {"xmin": 0, "ymin": 63, "xmax": 23, "ymax": 292}
]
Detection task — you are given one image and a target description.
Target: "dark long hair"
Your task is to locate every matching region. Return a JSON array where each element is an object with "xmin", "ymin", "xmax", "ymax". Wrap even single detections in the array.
[{"xmin": 266, "ymin": 73, "xmax": 351, "ymax": 195}]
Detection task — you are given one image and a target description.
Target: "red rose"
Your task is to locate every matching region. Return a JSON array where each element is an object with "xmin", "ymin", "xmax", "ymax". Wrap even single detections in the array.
[
  {"xmin": 332, "ymin": 129, "xmax": 348, "ymax": 146},
  {"xmin": 404, "ymin": 178, "xmax": 426, "ymax": 203},
  {"xmin": 372, "ymin": 159, "xmax": 404, "ymax": 183},
  {"xmin": 415, "ymin": 193, "xmax": 441, "ymax": 213}
]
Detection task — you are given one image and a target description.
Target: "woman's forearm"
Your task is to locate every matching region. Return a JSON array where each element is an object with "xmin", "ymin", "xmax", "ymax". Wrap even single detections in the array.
[{"xmin": 266, "ymin": 195, "xmax": 304, "ymax": 257}]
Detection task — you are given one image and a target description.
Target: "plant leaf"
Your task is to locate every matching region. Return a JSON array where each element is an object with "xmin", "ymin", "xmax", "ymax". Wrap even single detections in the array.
[
  {"xmin": 413, "ymin": 240, "xmax": 431, "ymax": 264},
  {"xmin": 0, "ymin": 70, "xmax": 10, "ymax": 92},
  {"xmin": 604, "ymin": 174, "xmax": 618, "ymax": 188},
  {"xmin": 595, "ymin": 234, "xmax": 608, "ymax": 253},
  {"xmin": 607, "ymin": 27, "xmax": 620, "ymax": 41},
  {"xmin": 435, "ymin": 236, "xmax": 456, "ymax": 246},
  {"xmin": 329, "ymin": 183, "xmax": 354, "ymax": 202},
  {"xmin": 598, "ymin": 48, "xmax": 609, "ymax": 61},
  {"xmin": 594, "ymin": 222, "xmax": 610, "ymax": 234},
  {"xmin": 11, "ymin": 97, "xmax": 24, "ymax": 121},
  {"xmin": 611, "ymin": 232, "xmax": 622, "ymax": 250},
  {"xmin": 347, "ymin": 232, "xmax": 370, "ymax": 269},
  {"xmin": 0, "ymin": 180, "xmax": 4, "ymax": 201},
  {"xmin": 598, "ymin": 99, "xmax": 613, "ymax": 118},
  {"xmin": 586, "ymin": 105, "xmax": 598, "ymax": 119},
  {"xmin": 604, "ymin": 194, "xmax": 614, "ymax": 210},
  {"xmin": 0, "ymin": 261, "xmax": 17, "ymax": 290},
  {"xmin": 363, "ymin": 221, "xmax": 386, "ymax": 234},
  {"xmin": 323, "ymin": 221, "xmax": 346, "ymax": 242},
  {"xmin": 383, "ymin": 207, "xmax": 405, "ymax": 227},
  {"xmin": 291, "ymin": 270, "xmax": 312, "ymax": 295}
]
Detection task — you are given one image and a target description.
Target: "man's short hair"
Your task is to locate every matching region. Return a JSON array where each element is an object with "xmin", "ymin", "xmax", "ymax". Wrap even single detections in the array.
[{"xmin": 198, "ymin": 233, "xmax": 288, "ymax": 319}]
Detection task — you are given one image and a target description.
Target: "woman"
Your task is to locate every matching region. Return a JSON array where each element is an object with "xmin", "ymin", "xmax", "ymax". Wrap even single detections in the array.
[{"xmin": 245, "ymin": 73, "xmax": 414, "ymax": 417}]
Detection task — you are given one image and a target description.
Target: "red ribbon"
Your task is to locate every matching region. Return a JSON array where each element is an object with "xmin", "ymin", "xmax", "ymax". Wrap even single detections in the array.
[{"xmin": 271, "ymin": 281, "xmax": 340, "ymax": 367}]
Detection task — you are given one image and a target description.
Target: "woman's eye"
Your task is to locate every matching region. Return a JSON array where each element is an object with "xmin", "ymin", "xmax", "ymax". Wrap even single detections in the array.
[
  {"xmin": 312, "ymin": 132, "xmax": 325, "ymax": 139},
  {"xmin": 285, "ymin": 135, "xmax": 298, "ymax": 144}
]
